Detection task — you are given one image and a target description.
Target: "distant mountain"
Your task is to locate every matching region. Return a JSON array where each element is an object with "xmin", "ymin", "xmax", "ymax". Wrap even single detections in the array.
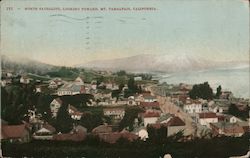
[
  {"xmin": 77, "ymin": 54, "xmax": 249, "ymax": 73},
  {"xmin": 1, "ymin": 55, "xmax": 57, "ymax": 74}
]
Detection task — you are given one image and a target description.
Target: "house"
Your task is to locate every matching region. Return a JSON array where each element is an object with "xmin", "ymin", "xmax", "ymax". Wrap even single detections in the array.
[
  {"xmin": 134, "ymin": 76, "xmax": 142, "ymax": 81},
  {"xmin": 91, "ymin": 80, "xmax": 97, "ymax": 90},
  {"xmin": 53, "ymin": 128, "xmax": 86, "ymax": 141},
  {"xmin": 33, "ymin": 123, "xmax": 56, "ymax": 140},
  {"xmin": 213, "ymin": 99, "xmax": 231, "ymax": 113},
  {"xmin": 73, "ymin": 125, "xmax": 87, "ymax": 134},
  {"xmin": 224, "ymin": 115, "xmax": 242, "ymax": 123},
  {"xmin": 220, "ymin": 91, "xmax": 233, "ymax": 99},
  {"xmin": 140, "ymin": 110, "xmax": 161, "ymax": 127},
  {"xmin": 97, "ymin": 130, "xmax": 138, "ymax": 144},
  {"xmin": 105, "ymin": 82, "xmax": 119, "ymax": 90},
  {"xmin": 208, "ymin": 104, "xmax": 223, "ymax": 113},
  {"xmin": 143, "ymin": 95, "xmax": 157, "ymax": 102},
  {"xmin": 127, "ymin": 96, "xmax": 137, "ymax": 106},
  {"xmin": 165, "ymin": 116, "xmax": 186, "ymax": 136},
  {"xmin": 50, "ymin": 98, "xmax": 63, "ymax": 118},
  {"xmin": 183, "ymin": 99, "xmax": 203, "ymax": 114},
  {"xmin": 48, "ymin": 78, "xmax": 63, "ymax": 89},
  {"xmin": 210, "ymin": 122, "xmax": 245, "ymax": 137},
  {"xmin": 238, "ymin": 121, "xmax": 249, "ymax": 133},
  {"xmin": 197, "ymin": 112, "xmax": 218, "ymax": 128},
  {"xmin": 92, "ymin": 124, "xmax": 113, "ymax": 134},
  {"xmin": 0, "ymin": 80, "xmax": 7, "ymax": 87},
  {"xmin": 1, "ymin": 124, "xmax": 30, "ymax": 143},
  {"xmin": 35, "ymin": 85, "xmax": 42, "ymax": 93},
  {"xmin": 20, "ymin": 76, "xmax": 32, "ymax": 84},
  {"xmin": 140, "ymin": 101, "xmax": 160, "ymax": 109},
  {"xmin": 57, "ymin": 83, "xmax": 86, "ymax": 96},
  {"xmin": 103, "ymin": 107, "xmax": 125, "ymax": 120},
  {"xmin": 48, "ymin": 80, "xmax": 58, "ymax": 89},
  {"xmin": 74, "ymin": 76, "xmax": 84, "ymax": 85},
  {"xmin": 134, "ymin": 127, "xmax": 148, "ymax": 141},
  {"xmin": 157, "ymin": 114, "xmax": 173, "ymax": 124},
  {"xmin": 68, "ymin": 105, "xmax": 83, "ymax": 120}
]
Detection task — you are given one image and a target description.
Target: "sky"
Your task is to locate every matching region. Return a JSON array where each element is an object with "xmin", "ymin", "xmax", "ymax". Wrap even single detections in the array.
[{"xmin": 1, "ymin": 0, "xmax": 249, "ymax": 66}]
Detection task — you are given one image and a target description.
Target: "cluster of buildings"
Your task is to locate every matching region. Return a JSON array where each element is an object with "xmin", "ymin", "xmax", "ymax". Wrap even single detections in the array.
[
  {"xmin": 163, "ymin": 83, "xmax": 249, "ymax": 137},
  {"xmin": 1, "ymin": 71, "xmax": 249, "ymax": 144}
]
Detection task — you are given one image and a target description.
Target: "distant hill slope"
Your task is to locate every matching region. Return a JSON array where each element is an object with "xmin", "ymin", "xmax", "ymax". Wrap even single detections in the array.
[
  {"xmin": 1, "ymin": 55, "xmax": 58, "ymax": 74},
  {"xmin": 77, "ymin": 54, "xmax": 249, "ymax": 73}
]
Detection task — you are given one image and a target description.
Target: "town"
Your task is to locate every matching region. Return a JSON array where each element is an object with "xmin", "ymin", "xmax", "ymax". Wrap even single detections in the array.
[{"xmin": 1, "ymin": 63, "xmax": 249, "ymax": 157}]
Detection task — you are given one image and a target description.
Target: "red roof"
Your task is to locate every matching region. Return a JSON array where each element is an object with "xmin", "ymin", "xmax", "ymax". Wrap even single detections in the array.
[
  {"xmin": 217, "ymin": 115, "xmax": 226, "ymax": 122},
  {"xmin": 98, "ymin": 131, "xmax": 138, "ymax": 144},
  {"xmin": 68, "ymin": 105, "xmax": 83, "ymax": 116},
  {"xmin": 166, "ymin": 117, "xmax": 185, "ymax": 126},
  {"xmin": 55, "ymin": 98, "xmax": 63, "ymax": 104},
  {"xmin": 140, "ymin": 102, "xmax": 159, "ymax": 107},
  {"xmin": 143, "ymin": 111, "xmax": 160, "ymax": 118},
  {"xmin": 1, "ymin": 124, "xmax": 29, "ymax": 139},
  {"xmin": 53, "ymin": 131, "xmax": 86, "ymax": 141},
  {"xmin": 43, "ymin": 123, "xmax": 56, "ymax": 133},
  {"xmin": 199, "ymin": 112, "xmax": 217, "ymax": 119},
  {"xmin": 149, "ymin": 123, "xmax": 168, "ymax": 129}
]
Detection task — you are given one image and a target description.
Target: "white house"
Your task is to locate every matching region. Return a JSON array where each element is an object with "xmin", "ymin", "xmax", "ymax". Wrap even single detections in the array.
[
  {"xmin": 103, "ymin": 107, "xmax": 125, "ymax": 119},
  {"xmin": 197, "ymin": 112, "xmax": 218, "ymax": 128},
  {"xmin": 20, "ymin": 76, "xmax": 31, "ymax": 84},
  {"xmin": 143, "ymin": 95, "xmax": 157, "ymax": 103},
  {"xmin": 1, "ymin": 80, "xmax": 7, "ymax": 87},
  {"xmin": 135, "ymin": 127, "xmax": 148, "ymax": 141},
  {"xmin": 68, "ymin": 105, "xmax": 83, "ymax": 120},
  {"xmin": 183, "ymin": 100, "xmax": 202, "ymax": 114},
  {"xmin": 75, "ymin": 76, "xmax": 84, "ymax": 85},
  {"xmin": 48, "ymin": 81, "xmax": 58, "ymax": 89},
  {"xmin": 134, "ymin": 76, "xmax": 142, "ymax": 81},
  {"xmin": 140, "ymin": 110, "xmax": 161, "ymax": 127},
  {"xmin": 33, "ymin": 128, "xmax": 54, "ymax": 140},
  {"xmin": 50, "ymin": 98, "xmax": 63, "ymax": 118},
  {"xmin": 57, "ymin": 83, "xmax": 86, "ymax": 96},
  {"xmin": 225, "ymin": 115, "xmax": 242, "ymax": 123},
  {"xmin": 32, "ymin": 123, "xmax": 56, "ymax": 140},
  {"xmin": 166, "ymin": 116, "xmax": 186, "ymax": 136}
]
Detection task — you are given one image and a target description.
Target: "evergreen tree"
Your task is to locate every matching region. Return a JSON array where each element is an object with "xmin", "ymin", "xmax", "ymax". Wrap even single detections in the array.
[
  {"xmin": 55, "ymin": 103, "xmax": 73, "ymax": 133},
  {"xmin": 216, "ymin": 85, "xmax": 222, "ymax": 98}
]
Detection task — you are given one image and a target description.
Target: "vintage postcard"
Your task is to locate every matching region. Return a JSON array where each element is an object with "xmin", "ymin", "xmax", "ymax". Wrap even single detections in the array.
[{"xmin": 1, "ymin": 0, "xmax": 249, "ymax": 157}]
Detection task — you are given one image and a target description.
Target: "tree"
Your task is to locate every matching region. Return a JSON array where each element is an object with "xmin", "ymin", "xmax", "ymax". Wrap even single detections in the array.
[
  {"xmin": 228, "ymin": 104, "xmax": 249, "ymax": 120},
  {"xmin": 147, "ymin": 125, "xmax": 168, "ymax": 144},
  {"xmin": 216, "ymin": 85, "xmax": 222, "ymax": 98},
  {"xmin": 55, "ymin": 103, "xmax": 73, "ymax": 133},
  {"xmin": 112, "ymin": 90, "xmax": 120, "ymax": 100},
  {"xmin": 119, "ymin": 107, "xmax": 144, "ymax": 131},
  {"xmin": 189, "ymin": 82, "xmax": 213, "ymax": 100},
  {"xmin": 79, "ymin": 112, "xmax": 103, "ymax": 132},
  {"xmin": 116, "ymin": 70, "xmax": 126, "ymax": 76}
]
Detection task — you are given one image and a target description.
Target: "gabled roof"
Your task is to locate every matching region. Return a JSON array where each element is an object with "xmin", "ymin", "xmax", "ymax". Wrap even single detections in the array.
[
  {"xmin": 92, "ymin": 125, "xmax": 113, "ymax": 134},
  {"xmin": 35, "ymin": 128, "xmax": 52, "ymax": 134},
  {"xmin": 51, "ymin": 98, "xmax": 63, "ymax": 105},
  {"xmin": 211, "ymin": 122, "xmax": 245, "ymax": 134},
  {"xmin": 68, "ymin": 105, "xmax": 83, "ymax": 116},
  {"xmin": 157, "ymin": 114, "xmax": 172, "ymax": 123},
  {"xmin": 166, "ymin": 117, "xmax": 185, "ymax": 126},
  {"xmin": 43, "ymin": 123, "xmax": 56, "ymax": 133},
  {"xmin": 1, "ymin": 124, "xmax": 29, "ymax": 139}
]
